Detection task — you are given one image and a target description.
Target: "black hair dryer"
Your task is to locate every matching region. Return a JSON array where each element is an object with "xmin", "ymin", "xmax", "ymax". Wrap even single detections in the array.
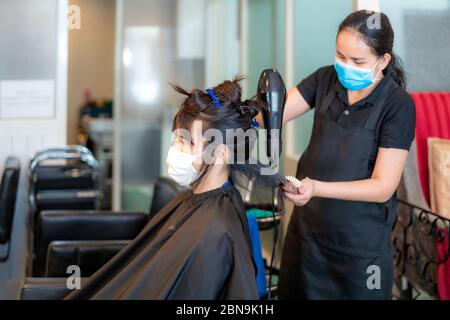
[{"xmin": 257, "ymin": 69, "xmax": 287, "ymax": 160}]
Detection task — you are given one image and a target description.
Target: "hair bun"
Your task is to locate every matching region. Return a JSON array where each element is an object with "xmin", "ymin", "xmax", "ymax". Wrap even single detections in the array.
[
  {"xmin": 212, "ymin": 75, "xmax": 247, "ymax": 108},
  {"xmin": 241, "ymin": 100, "xmax": 260, "ymax": 118}
]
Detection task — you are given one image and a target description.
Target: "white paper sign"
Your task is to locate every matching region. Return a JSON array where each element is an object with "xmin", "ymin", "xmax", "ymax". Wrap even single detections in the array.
[{"xmin": 0, "ymin": 79, "xmax": 55, "ymax": 119}]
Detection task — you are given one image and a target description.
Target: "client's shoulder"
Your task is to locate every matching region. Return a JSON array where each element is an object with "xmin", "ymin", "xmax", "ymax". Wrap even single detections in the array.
[{"xmin": 206, "ymin": 186, "xmax": 247, "ymax": 235}]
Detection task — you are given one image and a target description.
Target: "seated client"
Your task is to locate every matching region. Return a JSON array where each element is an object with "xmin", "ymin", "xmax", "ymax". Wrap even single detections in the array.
[{"xmin": 65, "ymin": 77, "xmax": 282, "ymax": 300}]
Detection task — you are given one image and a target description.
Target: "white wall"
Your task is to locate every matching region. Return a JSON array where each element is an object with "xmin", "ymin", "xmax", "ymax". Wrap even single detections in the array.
[{"xmin": 0, "ymin": 0, "xmax": 68, "ymax": 172}]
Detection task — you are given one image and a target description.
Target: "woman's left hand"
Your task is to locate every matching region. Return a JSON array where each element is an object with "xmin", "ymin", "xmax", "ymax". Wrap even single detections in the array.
[{"xmin": 284, "ymin": 177, "xmax": 318, "ymax": 206}]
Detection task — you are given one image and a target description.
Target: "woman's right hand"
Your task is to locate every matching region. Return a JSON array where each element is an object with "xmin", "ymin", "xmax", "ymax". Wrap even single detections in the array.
[{"xmin": 283, "ymin": 177, "xmax": 317, "ymax": 206}]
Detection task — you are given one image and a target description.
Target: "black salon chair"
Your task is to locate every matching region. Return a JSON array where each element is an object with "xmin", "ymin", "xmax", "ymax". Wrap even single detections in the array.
[
  {"xmin": 33, "ymin": 211, "xmax": 146, "ymax": 277},
  {"xmin": 0, "ymin": 157, "xmax": 21, "ymax": 261},
  {"xmin": 148, "ymin": 176, "xmax": 182, "ymax": 219},
  {"xmin": 22, "ymin": 177, "xmax": 181, "ymax": 299},
  {"xmin": 22, "ymin": 175, "xmax": 279, "ymax": 299},
  {"xmin": 29, "ymin": 146, "xmax": 101, "ymax": 220},
  {"xmin": 31, "ymin": 176, "xmax": 182, "ymax": 277}
]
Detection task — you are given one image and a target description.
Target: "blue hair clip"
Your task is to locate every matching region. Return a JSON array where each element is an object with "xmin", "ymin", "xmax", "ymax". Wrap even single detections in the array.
[
  {"xmin": 250, "ymin": 117, "xmax": 259, "ymax": 129},
  {"xmin": 207, "ymin": 88, "xmax": 221, "ymax": 108}
]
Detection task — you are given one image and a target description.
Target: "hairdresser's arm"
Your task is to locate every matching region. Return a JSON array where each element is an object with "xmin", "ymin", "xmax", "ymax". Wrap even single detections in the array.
[
  {"xmin": 282, "ymin": 87, "xmax": 312, "ymax": 124},
  {"xmin": 285, "ymin": 148, "xmax": 408, "ymax": 205}
]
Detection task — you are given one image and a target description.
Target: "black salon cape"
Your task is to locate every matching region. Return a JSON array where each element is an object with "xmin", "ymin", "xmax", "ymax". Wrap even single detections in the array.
[{"xmin": 65, "ymin": 183, "xmax": 259, "ymax": 300}]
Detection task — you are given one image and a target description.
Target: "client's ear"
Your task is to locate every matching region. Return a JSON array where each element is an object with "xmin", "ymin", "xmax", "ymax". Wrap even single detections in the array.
[{"xmin": 214, "ymin": 144, "xmax": 228, "ymax": 165}]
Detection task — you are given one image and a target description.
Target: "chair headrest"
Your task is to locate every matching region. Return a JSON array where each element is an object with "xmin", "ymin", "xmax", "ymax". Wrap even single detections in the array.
[
  {"xmin": 5, "ymin": 157, "xmax": 20, "ymax": 171},
  {"xmin": 149, "ymin": 177, "xmax": 184, "ymax": 217}
]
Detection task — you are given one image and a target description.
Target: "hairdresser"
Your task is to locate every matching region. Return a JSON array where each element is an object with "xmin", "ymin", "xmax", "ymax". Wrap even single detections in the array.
[{"xmin": 278, "ymin": 10, "xmax": 416, "ymax": 299}]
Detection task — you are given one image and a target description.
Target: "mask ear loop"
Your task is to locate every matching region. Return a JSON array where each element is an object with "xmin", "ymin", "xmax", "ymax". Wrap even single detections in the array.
[{"xmin": 372, "ymin": 57, "xmax": 384, "ymax": 82}]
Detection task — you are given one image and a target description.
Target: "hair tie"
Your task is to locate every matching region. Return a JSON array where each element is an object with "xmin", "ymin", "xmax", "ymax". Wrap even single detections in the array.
[
  {"xmin": 250, "ymin": 117, "xmax": 259, "ymax": 129},
  {"xmin": 206, "ymin": 88, "xmax": 221, "ymax": 108}
]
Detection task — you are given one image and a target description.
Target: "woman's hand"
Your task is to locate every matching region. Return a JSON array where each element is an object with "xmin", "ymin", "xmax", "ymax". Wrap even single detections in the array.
[
  {"xmin": 284, "ymin": 177, "xmax": 318, "ymax": 206},
  {"xmin": 285, "ymin": 148, "xmax": 409, "ymax": 204}
]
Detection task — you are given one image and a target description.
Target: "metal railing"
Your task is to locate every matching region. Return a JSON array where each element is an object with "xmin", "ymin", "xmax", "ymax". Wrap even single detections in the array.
[{"xmin": 392, "ymin": 199, "xmax": 450, "ymax": 300}]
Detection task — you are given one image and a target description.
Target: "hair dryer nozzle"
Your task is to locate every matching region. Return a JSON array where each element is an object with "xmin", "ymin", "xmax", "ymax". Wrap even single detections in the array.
[{"xmin": 257, "ymin": 69, "xmax": 287, "ymax": 161}]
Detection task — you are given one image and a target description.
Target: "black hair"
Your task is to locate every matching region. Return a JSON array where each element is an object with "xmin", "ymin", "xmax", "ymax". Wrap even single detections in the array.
[
  {"xmin": 338, "ymin": 10, "xmax": 406, "ymax": 89},
  {"xmin": 169, "ymin": 76, "xmax": 284, "ymax": 209}
]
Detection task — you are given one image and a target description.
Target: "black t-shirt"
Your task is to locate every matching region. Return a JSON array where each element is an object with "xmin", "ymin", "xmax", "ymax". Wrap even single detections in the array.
[{"xmin": 297, "ymin": 65, "xmax": 416, "ymax": 167}]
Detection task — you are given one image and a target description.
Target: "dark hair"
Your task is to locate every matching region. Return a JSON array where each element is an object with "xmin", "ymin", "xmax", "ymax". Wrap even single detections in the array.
[
  {"xmin": 169, "ymin": 76, "xmax": 283, "ymax": 209},
  {"xmin": 170, "ymin": 75, "xmax": 260, "ymax": 135},
  {"xmin": 338, "ymin": 10, "xmax": 406, "ymax": 89}
]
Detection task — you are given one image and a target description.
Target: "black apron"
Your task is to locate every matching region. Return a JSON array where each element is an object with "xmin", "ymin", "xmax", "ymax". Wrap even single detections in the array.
[{"xmin": 279, "ymin": 78, "xmax": 398, "ymax": 300}]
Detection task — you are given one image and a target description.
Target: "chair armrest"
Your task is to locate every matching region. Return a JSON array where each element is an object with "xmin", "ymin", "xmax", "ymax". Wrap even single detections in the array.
[{"xmin": 21, "ymin": 277, "xmax": 87, "ymax": 300}]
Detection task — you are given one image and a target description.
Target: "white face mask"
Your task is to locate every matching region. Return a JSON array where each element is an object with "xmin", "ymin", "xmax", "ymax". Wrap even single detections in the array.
[{"xmin": 166, "ymin": 146, "xmax": 201, "ymax": 187}]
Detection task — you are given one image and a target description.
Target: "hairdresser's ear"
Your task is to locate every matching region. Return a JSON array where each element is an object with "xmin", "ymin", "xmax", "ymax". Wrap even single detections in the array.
[
  {"xmin": 382, "ymin": 53, "xmax": 391, "ymax": 68},
  {"xmin": 214, "ymin": 144, "xmax": 228, "ymax": 165}
]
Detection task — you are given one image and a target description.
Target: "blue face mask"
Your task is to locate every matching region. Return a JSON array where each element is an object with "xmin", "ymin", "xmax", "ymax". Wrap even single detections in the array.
[{"xmin": 334, "ymin": 58, "xmax": 381, "ymax": 90}]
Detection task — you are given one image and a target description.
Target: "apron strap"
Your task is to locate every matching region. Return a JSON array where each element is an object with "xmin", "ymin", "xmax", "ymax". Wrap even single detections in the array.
[
  {"xmin": 319, "ymin": 81, "xmax": 340, "ymax": 115},
  {"xmin": 363, "ymin": 77, "xmax": 397, "ymax": 130}
]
